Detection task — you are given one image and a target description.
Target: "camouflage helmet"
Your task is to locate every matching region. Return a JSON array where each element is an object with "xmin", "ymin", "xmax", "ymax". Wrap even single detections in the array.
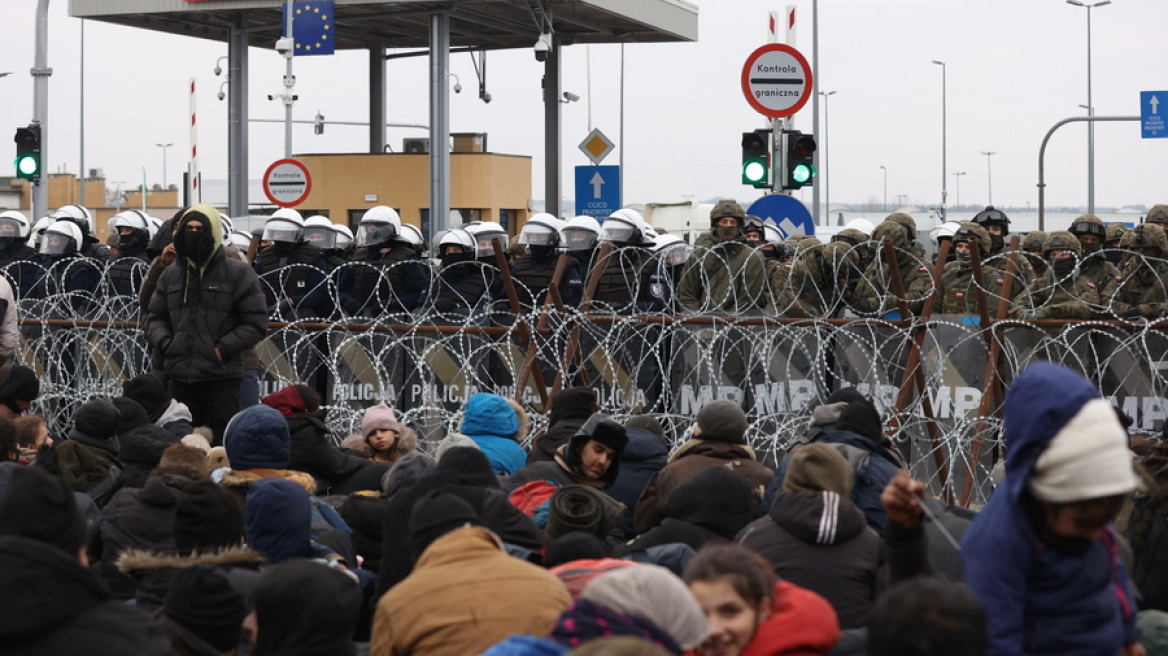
[
  {"xmin": 831, "ymin": 227, "xmax": 867, "ymax": 248},
  {"xmin": 885, "ymin": 212, "xmax": 917, "ymax": 235},
  {"xmin": 952, "ymin": 222, "xmax": 991, "ymax": 255},
  {"xmin": 796, "ymin": 235, "xmax": 822, "ymax": 251},
  {"xmin": 742, "ymin": 215, "xmax": 765, "ymax": 237},
  {"xmin": 710, "ymin": 199, "xmax": 747, "ymax": 227},
  {"xmin": 1042, "ymin": 230, "xmax": 1082, "ymax": 257},
  {"xmin": 972, "ymin": 205, "xmax": 1011, "ymax": 230},
  {"xmin": 1145, "ymin": 204, "xmax": 1168, "ymax": 226},
  {"xmin": 1068, "ymin": 214, "xmax": 1106, "ymax": 240},
  {"xmin": 1022, "ymin": 230, "xmax": 1047, "ymax": 252},
  {"xmin": 1105, "ymin": 222, "xmax": 1130, "ymax": 244},
  {"xmin": 1121, "ymin": 223, "xmax": 1168, "ymax": 253},
  {"xmin": 872, "ymin": 220, "xmax": 908, "ymax": 249}
]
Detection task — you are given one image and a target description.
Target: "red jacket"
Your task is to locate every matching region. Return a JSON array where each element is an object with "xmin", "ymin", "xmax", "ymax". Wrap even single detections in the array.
[{"xmin": 741, "ymin": 581, "xmax": 840, "ymax": 656}]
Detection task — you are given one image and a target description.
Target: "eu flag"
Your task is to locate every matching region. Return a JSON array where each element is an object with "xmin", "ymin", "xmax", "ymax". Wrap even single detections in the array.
[{"xmin": 283, "ymin": 0, "xmax": 335, "ymax": 56}]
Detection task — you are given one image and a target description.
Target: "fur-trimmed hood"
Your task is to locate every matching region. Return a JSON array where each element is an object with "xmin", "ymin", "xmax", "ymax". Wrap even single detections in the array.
[
  {"xmin": 116, "ymin": 544, "xmax": 265, "ymax": 575},
  {"xmin": 219, "ymin": 467, "xmax": 317, "ymax": 495}
]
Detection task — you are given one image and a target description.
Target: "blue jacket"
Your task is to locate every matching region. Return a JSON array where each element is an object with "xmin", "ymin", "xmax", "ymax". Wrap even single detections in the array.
[
  {"xmin": 461, "ymin": 394, "xmax": 527, "ymax": 475},
  {"xmin": 962, "ymin": 362, "xmax": 1140, "ymax": 656},
  {"xmin": 606, "ymin": 427, "xmax": 668, "ymax": 538},
  {"xmin": 245, "ymin": 478, "xmax": 314, "ymax": 564},
  {"xmin": 764, "ymin": 429, "xmax": 900, "ymax": 533}
]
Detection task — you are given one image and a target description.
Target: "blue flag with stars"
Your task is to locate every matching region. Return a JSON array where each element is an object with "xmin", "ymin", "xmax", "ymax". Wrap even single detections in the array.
[{"xmin": 283, "ymin": 0, "xmax": 335, "ymax": 56}]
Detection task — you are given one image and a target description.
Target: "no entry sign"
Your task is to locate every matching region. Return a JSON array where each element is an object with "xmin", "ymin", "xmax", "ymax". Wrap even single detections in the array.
[
  {"xmin": 741, "ymin": 44, "xmax": 813, "ymax": 119},
  {"xmin": 263, "ymin": 158, "xmax": 313, "ymax": 207}
]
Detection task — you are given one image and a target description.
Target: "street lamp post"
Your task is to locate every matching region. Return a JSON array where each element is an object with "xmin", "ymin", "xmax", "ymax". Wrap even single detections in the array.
[
  {"xmin": 981, "ymin": 151, "xmax": 996, "ymax": 205},
  {"xmin": 879, "ymin": 165, "xmax": 887, "ymax": 213},
  {"xmin": 819, "ymin": 90, "xmax": 836, "ymax": 225},
  {"xmin": 932, "ymin": 60, "xmax": 947, "ymax": 219},
  {"xmin": 155, "ymin": 142, "xmax": 173, "ymax": 190},
  {"xmin": 951, "ymin": 171, "xmax": 966, "ymax": 210},
  {"xmin": 1067, "ymin": 0, "xmax": 1110, "ymax": 215}
]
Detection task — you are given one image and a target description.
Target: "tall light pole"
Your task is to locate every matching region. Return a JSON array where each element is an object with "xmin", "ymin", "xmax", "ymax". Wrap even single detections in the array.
[
  {"xmin": 155, "ymin": 143, "xmax": 173, "ymax": 190},
  {"xmin": 819, "ymin": 90, "xmax": 837, "ymax": 224},
  {"xmin": 1067, "ymin": 0, "xmax": 1111, "ymax": 214},
  {"xmin": 981, "ymin": 151, "xmax": 996, "ymax": 205},
  {"xmin": 879, "ymin": 165, "xmax": 888, "ymax": 213},
  {"xmin": 932, "ymin": 60, "xmax": 947, "ymax": 219},
  {"xmin": 951, "ymin": 171, "xmax": 966, "ymax": 209}
]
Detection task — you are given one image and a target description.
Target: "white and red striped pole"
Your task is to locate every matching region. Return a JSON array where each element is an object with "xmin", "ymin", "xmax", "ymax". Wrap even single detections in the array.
[
  {"xmin": 785, "ymin": 5, "xmax": 797, "ymax": 46},
  {"xmin": 189, "ymin": 78, "xmax": 201, "ymax": 204}
]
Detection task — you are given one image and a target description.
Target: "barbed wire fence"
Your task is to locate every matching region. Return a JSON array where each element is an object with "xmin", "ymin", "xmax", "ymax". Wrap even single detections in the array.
[{"xmin": 8, "ymin": 239, "xmax": 1168, "ymax": 507}]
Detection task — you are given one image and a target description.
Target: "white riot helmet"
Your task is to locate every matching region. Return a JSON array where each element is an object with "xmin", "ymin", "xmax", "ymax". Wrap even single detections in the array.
[
  {"xmin": 399, "ymin": 223, "xmax": 424, "ymax": 256},
  {"xmin": 108, "ymin": 210, "xmax": 153, "ymax": 252},
  {"xmin": 303, "ymin": 215, "xmax": 340, "ymax": 250},
  {"xmin": 48, "ymin": 203, "xmax": 95, "ymax": 236},
  {"xmin": 29, "ymin": 216, "xmax": 53, "ymax": 249},
  {"xmin": 563, "ymin": 216, "xmax": 601, "ymax": 253},
  {"xmin": 0, "ymin": 210, "xmax": 31, "ymax": 242},
  {"xmin": 331, "ymin": 223, "xmax": 355, "ymax": 253},
  {"xmin": 356, "ymin": 206, "xmax": 402, "ymax": 247},
  {"xmin": 229, "ymin": 230, "xmax": 254, "ymax": 251},
  {"xmin": 845, "ymin": 218, "xmax": 876, "ymax": 236},
  {"xmin": 436, "ymin": 227, "xmax": 475, "ymax": 254},
  {"xmin": 601, "ymin": 208, "xmax": 652, "ymax": 247},
  {"xmin": 262, "ymin": 208, "xmax": 306, "ymax": 244},
  {"xmin": 40, "ymin": 220, "xmax": 83, "ymax": 256},
  {"xmin": 220, "ymin": 215, "xmax": 236, "ymax": 246},
  {"xmin": 654, "ymin": 232, "xmax": 692, "ymax": 266},
  {"xmin": 518, "ymin": 213, "xmax": 562, "ymax": 248},
  {"xmin": 930, "ymin": 220, "xmax": 962, "ymax": 246},
  {"xmin": 463, "ymin": 221, "xmax": 509, "ymax": 258}
]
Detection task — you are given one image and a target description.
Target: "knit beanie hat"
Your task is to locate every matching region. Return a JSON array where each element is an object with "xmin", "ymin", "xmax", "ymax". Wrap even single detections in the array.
[
  {"xmin": 174, "ymin": 479, "xmax": 244, "ymax": 553},
  {"xmin": 407, "ymin": 490, "xmax": 480, "ymax": 562},
  {"xmin": 112, "ymin": 396, "xmax": 150, "ymax": 435},
  {"xmin": 835, "ymin": 397, "xmax": 884, "ymax": 444},
  {"xmin": 224, "ymin": 405, "xmax": 291, "ymax": 471},
  {"xmin": 545, "ymin": 531, "xmax": 608, "ymax": 568},
  {"xmin": 581, "ymin": 565, "xmax": 712, "ymax": 651},
  {"xmin": 550, "ymin": 387, "xmax": 598, "ymax": 425},
  {"xmin": 122, "ymin": 373, "xmax": 171, "ymax": 423},
  {"xmin": 164, "ymin": 565, "xmax": 247, "ymax": 652},
  {"xmin": 1028, "ymin": 398, "xmax": 1137, "ymax": 504},
  {"xmin": 0, "ymin": 466, "xmax": 87, "ymax": 553},
  {"xmin": 626, "ymin": 415, "xmax": 668, "ymax": 448},
  {"xmin": 0, "ymin": 365, "xmax": 40, "ymax": 404},
  {"xmin": 695, "ymin": 400, "xmax": 748, "ymax": 444},
  {"xmin": 783, "ymin": 443, "xmax": 854, "ymax": 497},
  {"xmin": 362, "ymin": 403, "xmax": 401, "ymax": 439},
  {"xmin": 74, "ymin": 399, "xmax": 121, "ymax": 440}
]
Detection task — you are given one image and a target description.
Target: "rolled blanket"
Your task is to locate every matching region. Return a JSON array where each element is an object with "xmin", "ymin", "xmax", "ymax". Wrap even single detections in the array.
[{"xmin": 545, "ymin": 485, "xmax": 626, "ymax": 541}]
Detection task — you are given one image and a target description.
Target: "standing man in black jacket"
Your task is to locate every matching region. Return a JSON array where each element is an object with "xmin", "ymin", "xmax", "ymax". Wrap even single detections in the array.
[{"xmin": 145, "ymin": 204, "xmax": 268, "ymax": 444}]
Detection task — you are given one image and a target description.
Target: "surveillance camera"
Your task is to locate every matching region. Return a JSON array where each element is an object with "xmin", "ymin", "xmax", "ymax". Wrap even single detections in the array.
[
  {"xmin": 267, "ymin": 94, "xmax": 275, "ymax": 101},
  {"xmin": 453, "ymin": 82, "xmax": 462, "ymax": 94},
  {"xmin": 217, "ymin": 90, "xmax": 226, "ymax": 101},
  {"xmin": 534, "ymin": 33, "xmax": 552, "ymax": 62},
  {"xmin": 274, "ymin": 37, "xmax": 294, "ymax": 56},
  {"xmin": 482, "ymin": 91, "xmax": 493, "ymax": 104},
  {"xmin": 214, "ymin": 65, "xmax": 222, "ymax": 76},
  {"xmin": 563, "ymin": 92, "xmax": 580, "ymax": 103}
]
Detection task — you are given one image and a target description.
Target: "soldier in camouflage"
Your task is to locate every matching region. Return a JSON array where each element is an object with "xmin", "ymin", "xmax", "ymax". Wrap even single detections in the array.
[
  {"xmin": 1104, "ymin": 222, "xmax": 1130, "ymax": 267},
  {"xmin": 775, "ymin": 240, "xmax": 858, "ymax": 318},
  {"xmin": 678, "ymin": 200, "xmax": 768, "ymax": 314},
  {"xmin": 1144, "ymin": 204, "xmax": 1168, "ymax": 230},
  {"xmin": 972, "ymin": 205, "xmax": 1037, "ymax": 286},
  {"xmin": 1014, "ymin": 231, "xmax": 1100, "ymax": 321},
  {"xmin": 1068, "ymin": 214, "xmax": 1122, "ymax": 313},
  {"xmin": 937, "ymin": 222, "xmax": 1009, "ymax": 315},
  {"xmin": 848, "ymin": 216, "xmax": 934, "ymax": 317},
  {"xmin": 1112, "ymin": 223, "xmax": 1168, "ymax": 319},
  {"xmin": 1022, "ymin": 230, "xmax": 1048, "ymax": 277}
]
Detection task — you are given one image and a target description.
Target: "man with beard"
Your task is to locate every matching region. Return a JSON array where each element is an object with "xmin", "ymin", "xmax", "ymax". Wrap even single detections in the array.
[{"xmin": 145, "ymin": 204, "xmax": 268, "ymax": 443}]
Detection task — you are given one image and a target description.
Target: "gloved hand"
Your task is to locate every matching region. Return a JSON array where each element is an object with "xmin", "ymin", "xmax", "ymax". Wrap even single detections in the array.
[
  {"xmin": 1122, "ymin": 307, "xmax": 1145, "ymax": 320},
  {"xmin": 851, "ymin": 299, "xmax": 874, "ymax": 315},
  {"xmin": 1017, "ymin": 308, "xmax": 1047, "ymax": 322},
  {"xmin": 432, "ymin": 298, "xmax": 457, "ymax": 314}
]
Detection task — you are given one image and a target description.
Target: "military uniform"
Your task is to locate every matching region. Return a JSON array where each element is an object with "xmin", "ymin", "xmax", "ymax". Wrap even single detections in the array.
[
  {"xmin": 774, "ymin": 241, "xmax": 856, "ymax": 318},
  {"xmin": 677, "ymin": 233, "xmax": 768, "ymax": 314},
  {"xmin": 1110, "ymin": 224, "xmax": 1168, "ymax": 319},
  {"xmin": 848, "ymin": 220, "xmax": 933, "ymax": 316}
]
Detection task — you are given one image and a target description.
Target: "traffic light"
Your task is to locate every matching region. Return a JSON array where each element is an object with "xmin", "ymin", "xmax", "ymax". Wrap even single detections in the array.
[
  {"xmin": 740, "ymin": 129, "xmax": 771, "ymax": 188},
  {"xmin": 782, "ymin": 130, "xmax": 817, "ymax": 190},
  {"xmin": 13, "ymin": 124, "xmax": 41, "ymax": 182}
]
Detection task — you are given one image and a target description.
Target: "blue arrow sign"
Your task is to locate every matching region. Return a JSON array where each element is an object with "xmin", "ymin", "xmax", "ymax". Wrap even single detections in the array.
[
  {"xmin": 1142, "ymin": 91, "xmax": 1168, "ymax": 139},
  {"xmin": 747, "ymin": 194, "xmax": 815, "ymax": 237},
  {"xmin": 575, "ymin": 165, "xmax": 621, "ymax": 218}
]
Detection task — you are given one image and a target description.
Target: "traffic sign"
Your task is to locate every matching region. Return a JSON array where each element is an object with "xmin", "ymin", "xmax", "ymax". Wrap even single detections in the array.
[
  {"xmin": 741, "ymin": 44, "xmax": 813, "ymax": 119},
  {"xmin": 579, "ymin": 128, "xmax": 616, "ymax": 165},
  {"xmin": 747, "ymin": 194, "xmax": 815, "ymax": 237},
  {"xmin": 575, "ymin": 165, "xmax": 620, "ymax": 218},
  {"xmin": 1141, "ymin": 91, "xmax": 1167, "ymax": 139},
  {"xmin": 263, "ymin": 158, "xmax": 313, "ymax": 207}
]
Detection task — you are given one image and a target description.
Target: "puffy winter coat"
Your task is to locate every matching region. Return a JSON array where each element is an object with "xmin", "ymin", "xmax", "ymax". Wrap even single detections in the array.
[
  {"xmin": 738, "ymin": 581, "xmax": 840, "ymax": 656},
  {"xmin": 738, "ymin": 490, "xmax": 882, "ymax": 630},
  {"xmin": 606, "ymin": 427, "xmax": 668, "ymax": 537},
  {"xmin": 461, "ymin": 393, "xmax": 528, "ymax": 476}
]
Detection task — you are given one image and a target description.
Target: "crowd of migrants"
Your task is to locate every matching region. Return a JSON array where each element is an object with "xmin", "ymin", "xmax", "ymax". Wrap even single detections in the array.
[{"xmin": 0, "ymin": 202, "xmax": 1167, "ymax": 654}]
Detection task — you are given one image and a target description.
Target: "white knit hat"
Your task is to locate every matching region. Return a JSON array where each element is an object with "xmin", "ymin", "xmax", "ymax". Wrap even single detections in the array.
[{"xmin": 1028, "ymin": 398, "xmax": 1138, "ymax": 504}]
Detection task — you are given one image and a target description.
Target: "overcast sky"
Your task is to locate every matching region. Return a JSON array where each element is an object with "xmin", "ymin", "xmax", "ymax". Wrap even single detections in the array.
[{"xmin": 3, "ymin": 0, "xmax": 1166, "ymax": 214}]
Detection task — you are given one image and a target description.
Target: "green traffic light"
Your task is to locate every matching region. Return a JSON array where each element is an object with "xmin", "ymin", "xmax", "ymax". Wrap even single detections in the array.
[
  {"xmin": 792, "ymin": 164, "xmax": 815, "ymax": 184},
  {"xmin": 16, "ymin": 156, "xmax": 38, "ymax": 176},
  {"xmin": 743, "ymin": 160, "xmax": 768, "ymax": 184}
]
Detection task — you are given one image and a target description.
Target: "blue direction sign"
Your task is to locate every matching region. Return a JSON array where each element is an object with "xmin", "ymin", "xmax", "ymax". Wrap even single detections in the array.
[
  {"xmin": 1142, "ymin": 91, "xmax": 1167, "ymax": 139},
  {"xmin": 747, "ymin": 194, "xmax": 815, "ymax": 237},
  {"xmin": 575, "ymin": 165, "xmax": 621, "ymax": 218}
]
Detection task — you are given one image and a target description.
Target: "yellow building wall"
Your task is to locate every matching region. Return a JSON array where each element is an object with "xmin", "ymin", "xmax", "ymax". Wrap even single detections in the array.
[{"xmin": 293, "ymin": 153, "xmax": 532, "ymax": 233}]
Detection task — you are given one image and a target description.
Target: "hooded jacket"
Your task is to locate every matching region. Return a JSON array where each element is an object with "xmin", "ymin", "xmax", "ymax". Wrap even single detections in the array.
[
  {"xmin": 116, "ymin": 424, "xmax": 181, "ymax": 489},
  {"xmin": 371, "ymin": 526, "xmax": 571, "ymax": 656},
  {"xmin": 633, "ymin": 439, "xmax": 773, "ymax": 536},
  {"xmin": 618, "ymin": 466, "xmax": 754, "ymax": 556},
  {"xmin": 144, "ymin": 204, "xmax": 268, "ymax": 383},
  {"xmin": 92, "ymin": 472, "xmax": 202, "ymax": 566},
  {"xmin": 254, "ymin": 559, "xmax": 362, "ymax": 656},
  {"xmin": 606, "ymin": 426, "xmax": 668, "ymax": 538},
  {"xmin": 0, "ymin": 535, "xmax": 171, "ymax": 656},
  {"xmin": 738, "ymin": 491, "xmax": 881, "ymax": 630},
  {"xmin": 738, "ymin": 581, "xmax": 841, "ymax": 656},
  {"xmin": 461, "ymin": 393, "xmax": 528, "ymax": 476},
  {"xmin": 262, "ymin": 387, "xmax": 379, "ymax": 490},
  {"xmin": 962, "ymin": 362, "xmax": 1141, "ymax": 655},
  {"xmin": 529, "ymin": 388, "xmax": 596, "ymax": 464},
  {"xmin": 117, "ymin": 545, "xmax": 265, "ymax": 614}
]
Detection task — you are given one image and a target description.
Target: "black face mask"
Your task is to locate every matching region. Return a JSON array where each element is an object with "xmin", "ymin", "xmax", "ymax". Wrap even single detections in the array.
[
  {"xmin": 174, "ymin": 230, "xmax": 216, "ymax": 265},
  {"xmin": 0, "ymin": 238, "xmax": 21, "ymax": 253},
  {"xmin": 274, "ymin": 241, "xmax": 298, "ymax": 255},
  {"xmin": 1104, "ymin": 248, "xmax": 1124, "ymax": 265},
  {"xmin": 1081, "ymin": 242, "xmax": 1102, "ymax": 256},
  {"xmin": 118, "ymin": 232, "xmax": 147, "ymax": 255},
  {"xmin": 988, "ymin": 233, "xmax": 1005, "ymax": 254},
  {"xmin": 440, "ymin": 252, "xmax": 473, "ymax": 268},
  {"xmin": 1050, "ymin": 256, "xmax": 1076, "ymax": 278},
  {"xmin": 529, "ymin": 245, "xmax": 555, "ymax": 260}
]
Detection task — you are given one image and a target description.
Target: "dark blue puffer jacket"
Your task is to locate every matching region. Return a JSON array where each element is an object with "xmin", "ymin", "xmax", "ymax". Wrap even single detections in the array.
[
  {"xmin": 225, "ymin": 405, "xmax": 292, "ymax": 471},
  {"xmin": 605, "ymin": 427, "xmax": 667, "ymax": 538},
  {"xmin": 245, "ymin": 478, "xmax": 314, "ymax": 564},
  {"xmin": 962, "ymin": 362, "xmax": 1140, "ymax": 656}
]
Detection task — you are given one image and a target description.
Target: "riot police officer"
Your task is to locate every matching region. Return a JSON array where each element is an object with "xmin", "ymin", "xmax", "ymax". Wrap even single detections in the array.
[
  {"xmin": 338, "ymin": 206, "xmax": 429, "ymax": 318},
  {"xmin": 104, "ymin": 209, "xmax": 155, "ymax": 299},
  {"xmin": 510, "ymin": 214, "xmax": 583, "ymax": 310},
  {"xmin": 253, "ymin": 208, "xmax": 331, "ymax": 319}
]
